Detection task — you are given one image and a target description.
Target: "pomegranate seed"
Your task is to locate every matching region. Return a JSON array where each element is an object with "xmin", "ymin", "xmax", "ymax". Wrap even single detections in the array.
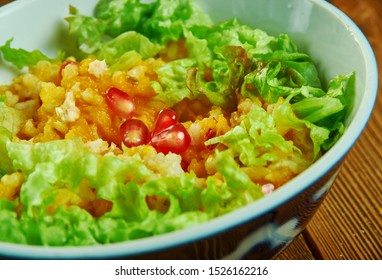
[
  {"xmin": 120, "ymin": 119, "xmax": 149, "ymax": 148},
  {"xmin": 105, "ymin": 87, "xmax": 135, "ymax": 119},
  {"xmin": 151, "ymin": 109, "xmax": 178, "ymax": 137},
  {"xmin": 150, "ymin": 123, "xmax": 191, "ymax": 154}
]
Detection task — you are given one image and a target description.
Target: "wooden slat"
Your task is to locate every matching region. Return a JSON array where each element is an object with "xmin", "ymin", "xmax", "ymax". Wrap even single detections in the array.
[
  {"xmin": 0, "ymin": 0, "xmax": 11, "ymax": 6},
  {"xmin": 274, "ymin": 234, "xmax": 315, "ymax": 260}
]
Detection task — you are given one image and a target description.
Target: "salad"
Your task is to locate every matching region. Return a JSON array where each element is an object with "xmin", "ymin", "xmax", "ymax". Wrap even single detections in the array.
[{"xmin": 0, "ymin": 0, "xmax": 354, "ymax": 246}]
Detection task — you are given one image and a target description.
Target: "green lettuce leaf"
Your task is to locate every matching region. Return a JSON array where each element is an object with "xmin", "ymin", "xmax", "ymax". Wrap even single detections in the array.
[
  {"xmin": 0, "ymin": 39, "xmax": 64, "ymax": 69},
  {"xmin": 108, "ymin": 50, "xmax": 142, "ymax": 72},
  {"xmin": 140, "ymin": 0, "xmax": 212, "ymax": 44},
  {"xmin": 152, "ymin": 58, "xmax": 197, "ymax": 106},
  {"xmin": 0, "ymin": 199, "xmax": 28, "ymax": 244},
  {"xmin": 6, "ymin": 139, "xmax": 86, "ymax": 207},
  {"xmin": 0, "ymin": 133, "xmax": 267, "ymax": 245},
  {"xmin": 242, "ymin": 58, "xmax": 322, "ymax": 104},
  {"xmin": 96, "ymin": 31, "xmax": 162, "ymax": 65},
  {"xmin": 272, "ymin": 95, "xmax": 330, "ymax": 158},
  {"xmin": 65, "ymin": 5, "xmax": 107, "ymax": 55},
  {"xmin": 271, "ymin": 71, "xmax": 354, "ymax": 158},
  {"xmin": 291, "ymin": 97, "xmax": 344, "ymax": 123},
  {"xmin": 0, "ymin": 136, "xmax": 213, "ymax": 245},
  {"xmin": 189, "ymin": 45, "xmax": 248, "ymax": 112},
  {"xmin": 201, "ymin": 150, "xmax": 263, "ymax": 216},
  {"xmin": 0, "ymin": 128, "xmax": 14, "ymax": 176},
  {"xmin": 206, "ymin": 104, "xmax": 298, "ymax": 166},
  {"xmin": 94, "ymin": 0, "xmax": 155, "ymax": 38},
  {"xmin": 32, "ymin": 206, "xmax": 98, "ymax": 246},
  {"xmin": 66, "ymin": 0, "xmax": 211, "ymax": 63}
]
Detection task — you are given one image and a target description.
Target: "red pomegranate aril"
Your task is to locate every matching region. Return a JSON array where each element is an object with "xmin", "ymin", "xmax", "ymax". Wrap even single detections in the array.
[
  {"xmin": 150, "ymin": 123, "xmax": 191, "ymax": 154},
  {"xmin": 120, "ymin": 119, "xmax": 150, "ymax": 148},
  {"xmin": 151, "ymin": 109, "xmax": 178, "ymax": 136},
  {"xmin": 105, "ymin": 87, "xmax": 135, "ymax": 119}
]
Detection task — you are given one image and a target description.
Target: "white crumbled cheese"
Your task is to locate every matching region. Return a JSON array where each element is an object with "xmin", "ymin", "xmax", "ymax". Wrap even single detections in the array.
[
  {"xmin": 55, "ymin": 91, "xmax": 80, "ymax": 123},
  {"xmin": 88, "ymin": 59, "xmax": 109, "ymax": 78}
]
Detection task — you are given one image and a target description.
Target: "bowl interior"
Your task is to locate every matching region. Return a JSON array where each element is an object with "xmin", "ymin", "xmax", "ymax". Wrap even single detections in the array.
[{"xmin": 0, "ymin": 0, "xmax": 377, "ymax": 258}]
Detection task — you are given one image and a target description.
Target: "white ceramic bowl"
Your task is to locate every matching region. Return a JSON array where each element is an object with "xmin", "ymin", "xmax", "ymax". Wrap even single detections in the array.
[{"xmin": 0, "ymin": 0, "xmax": 377, "ymax": 259}]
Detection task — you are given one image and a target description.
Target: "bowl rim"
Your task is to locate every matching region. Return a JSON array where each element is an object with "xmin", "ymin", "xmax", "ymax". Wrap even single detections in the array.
[{"xmin": 0, "ymin": 0, "xmax": 378, "ymax": 259}]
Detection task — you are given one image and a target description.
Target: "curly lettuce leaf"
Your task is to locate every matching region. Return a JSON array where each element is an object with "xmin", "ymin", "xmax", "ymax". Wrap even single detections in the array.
[
  {"xmin": 0, "ymin": 136, "xmax": 213, "ymax": 245},
  {"xmin": 0, "ymin": 39, "xmax": 64, "ymax": 69},
  {"xmin": 0, "ymin": 199, "xmax": 27, "ymax": 244},
  {"xmin": 67, "ymin": 0, "xmax": 211, "ymax": 62},
  {"xmin": 202, "ymin": 150, "xmax": 263, "ymax": 216},
  {"xmin": 0, "ymin": 128, "xmax": 14, "ymax": 176},
  {"xmin": 156, "ymin": 44, "xmax": 249, "ymax": 110},
  {"xmin": 65, "ymin": 11, "xmax": 106, "ymax": 54},
  {"xmin": 271, "ymin": 72, "xmax": 355, "ymax": 158},
  {"xmin": 94, "ymin": 0, "xmax": 155, "ymax": 37},
  {"xmin": 5, "ymin": 138, "xmax": 155, "ymax": 208},
  {"xmin": 0, "ymin": 132, "xmax": 267, "ymax": 245},
  {"xmin": 6, "ymin": 139, "xmax": 87, "ymax": 207},
  {"xmin": 155, "ymin": 18, "xmax": 322, "ymax": 110},
  {"xmin": 291, "ymin": 96, "xmax": 344, "ymax": 123},
  {"xmin": 206, "ymin": 104, "xmax": 298, "ymax": 166},
  {"xmin": 242, "ymin": 58, "xmax": 323, "ymax": 104},
  {"xmin": 96, "ymin": 31, "xmax": 162, "ymax": 65},
  {"xmin": 140, "ymin": 0, "xmax": 212, "ymax": 44},
  {"xmin": 187, "ymin": 45, "xmax": 248, "ymax": 112},
  {"xmin": 180, "ymin": 20, "xmax": 263, "ymax": 109},
  {"xmin": 152, "ymin": 58, "xmax": 197, "ymax": 106},
  {"xmin": 272, "ymin": 95, "xmax": 330, "ymax": 158},
  {"xmin": 187, "ymin": 18, "xmax": 275, "ymax": 60}
]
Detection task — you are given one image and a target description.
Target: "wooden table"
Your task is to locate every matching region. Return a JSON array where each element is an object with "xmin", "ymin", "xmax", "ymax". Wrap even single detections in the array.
[{"xmin": 1, "ymin": 0, "xmax": 381, "ymax": 260}]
